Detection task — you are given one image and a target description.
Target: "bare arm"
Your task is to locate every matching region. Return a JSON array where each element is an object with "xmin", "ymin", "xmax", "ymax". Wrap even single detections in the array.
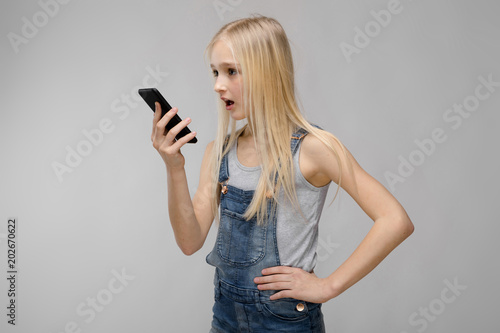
[
  {"xmin": 254, "ymin": 132, "xmax": 414, "ymax": 302},
  {"xmin": 151, "ymin": 102, "xmax": 216, "ymax": 255},
  {"xmin": 318, "ymin": 139, "xmax": 414, "ymax": 298}
]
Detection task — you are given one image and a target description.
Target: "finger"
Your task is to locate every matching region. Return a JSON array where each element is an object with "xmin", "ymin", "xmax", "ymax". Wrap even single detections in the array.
[
  {"xmin": 261, "ymin": 266, "xmax": 294, "ymax": 275},
  {"xmin": 157, "ymin": 106, "xmax": 179, "ymax": 130},
  {"xmin": 169, "ymin": 130, "xmax": 197, "ymax": 151},
  {"xmin": 256, "ymin": 281, "xmax": 291, "ymax": 291},
  {"xmin": 269, "ymin": 290, "xmax": 293, "ymax": 301},
  {"xmin": 151, "ymin": 102, "xmax": 162, "ymax": 140},
  {"xmin": 254, "ymin": 274, "xmax": 291, "ymax": 285},
  {"xmin": 153, "ymin": 102, "xmax": 162, "ymax": 123},
  {"xmin": 154, "ymin": 107, "xmax": 179, "ymax": 143},
  {"xmin": 163, "ymin": 115, "xmax": 192, "ymax": 143},
  {"xmin": 157, "ymin": 131, "xmax": 195, "ymax": 162}
]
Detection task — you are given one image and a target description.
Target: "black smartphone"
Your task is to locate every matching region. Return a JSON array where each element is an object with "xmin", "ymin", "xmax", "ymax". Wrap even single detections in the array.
[{"xmin": 138, "ymin": 88, "xmax": 197, "ymax": 144}]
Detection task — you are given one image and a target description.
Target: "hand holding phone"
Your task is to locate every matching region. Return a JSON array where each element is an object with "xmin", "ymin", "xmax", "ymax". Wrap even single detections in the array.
[{"xmin": 139, "ymin": 88, "xmax": 197, "ymax": 143}]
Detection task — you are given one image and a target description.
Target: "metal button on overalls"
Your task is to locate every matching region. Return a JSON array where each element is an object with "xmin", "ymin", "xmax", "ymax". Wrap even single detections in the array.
[{"xmin": 296, "ymin": 302, "xmax": 305, "ymax": 312}]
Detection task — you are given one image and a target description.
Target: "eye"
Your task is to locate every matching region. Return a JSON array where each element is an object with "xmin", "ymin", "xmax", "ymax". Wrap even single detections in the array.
[
  {"xmin": 212, "ymin": 69, "xmax": 219, "ymax": 77},
  {"xmin": 228, "ymin": 68, "xmax": 237, "ymax": 75}
]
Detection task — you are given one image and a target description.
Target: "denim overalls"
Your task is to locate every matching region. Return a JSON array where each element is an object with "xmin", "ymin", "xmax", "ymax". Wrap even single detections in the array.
[{"xmin": 206, "ymin": 128, "xmax": 326, "ymax": 332}]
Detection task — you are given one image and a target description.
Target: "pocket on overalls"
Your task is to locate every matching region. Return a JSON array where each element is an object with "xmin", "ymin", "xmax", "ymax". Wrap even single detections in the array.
[
  {"xmin": 216, "ymin": 209, "xmax": 267, "ymax": 266},
  {"xmin": 260, "ymin": 299, "xmax": 311, "ymax": 322}
]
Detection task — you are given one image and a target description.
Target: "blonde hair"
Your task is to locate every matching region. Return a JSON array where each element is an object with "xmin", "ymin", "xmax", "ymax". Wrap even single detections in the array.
[{"xmin": 205, "ymin": 15, "xmax": 349, "ymax": 224}]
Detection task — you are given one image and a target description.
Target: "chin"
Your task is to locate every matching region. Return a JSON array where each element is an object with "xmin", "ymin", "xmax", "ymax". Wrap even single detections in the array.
[{"xmin": 229, "ymin": 110, "xmax": 246, "ymax": 121}]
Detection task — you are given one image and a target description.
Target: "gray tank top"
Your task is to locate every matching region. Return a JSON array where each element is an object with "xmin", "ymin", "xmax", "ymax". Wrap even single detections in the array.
[{"xmin": 227, "ymin": 138, "xmax": 330, "ymax": 272}]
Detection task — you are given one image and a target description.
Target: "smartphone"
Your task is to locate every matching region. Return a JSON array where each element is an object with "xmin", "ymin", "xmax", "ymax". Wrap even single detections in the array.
[{"xmin": 138, "ymin": 88, "xmax": 197, "ymax": 144}]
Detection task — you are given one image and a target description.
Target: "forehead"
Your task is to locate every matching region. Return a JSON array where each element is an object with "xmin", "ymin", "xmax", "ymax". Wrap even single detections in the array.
[{"xmin": 210, "ymin": 40, "xmax": 240, "ymax": 68}]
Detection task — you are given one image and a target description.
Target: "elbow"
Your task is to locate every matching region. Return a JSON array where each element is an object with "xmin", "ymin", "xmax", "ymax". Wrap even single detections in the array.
[
  {"xmin": 376, "ymin": 210, "xmax": 414, "ymax": 240},
  {"xmin": 407, "ymin": 219, "xmax": 415, "ymax": 236},
  {"xmin": 178, "ymin": 243, "xmax": 202, "ymax": 256},
  {"xmin": 396, "ymin": 214, "xmax": 414, "ymax": 240},
  {"xmin": 181, "ymin": 249, "xmax": 197, "ymax": 256},
  {"xmin": 175, "ymin": 229, "xmax": 207, "ymax": 256}
]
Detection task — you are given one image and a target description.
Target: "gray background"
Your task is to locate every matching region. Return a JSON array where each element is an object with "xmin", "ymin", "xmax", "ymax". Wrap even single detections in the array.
[{"xmin": 1, "ymin": 0, "xmax": 499, "ymax": 332}]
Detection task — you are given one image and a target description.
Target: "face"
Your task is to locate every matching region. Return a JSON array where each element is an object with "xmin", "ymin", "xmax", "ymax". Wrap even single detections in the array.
[{"xmin": 210, "ymin": 40, "xmax": 245, "ymax": 120}]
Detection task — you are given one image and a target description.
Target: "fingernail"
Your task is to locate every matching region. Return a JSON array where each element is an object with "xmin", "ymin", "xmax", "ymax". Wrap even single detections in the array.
[{"xmin": 185, "ymin": 117, "xmax": 191, "ymax": 123}]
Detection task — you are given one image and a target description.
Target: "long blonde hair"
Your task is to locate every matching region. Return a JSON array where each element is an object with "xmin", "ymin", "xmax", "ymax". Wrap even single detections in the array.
[{"xmin": 205, "ymin": 15, "xmax": 349, "ymax": 224}]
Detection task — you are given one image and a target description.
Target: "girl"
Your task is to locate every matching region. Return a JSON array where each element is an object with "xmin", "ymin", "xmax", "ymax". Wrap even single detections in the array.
[{"xmin": 151, "ymin": 15, "xmax": 414, "ymax": 332}]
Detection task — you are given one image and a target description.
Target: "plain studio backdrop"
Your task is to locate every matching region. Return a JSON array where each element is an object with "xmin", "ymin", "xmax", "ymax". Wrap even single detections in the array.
[{"xmin": 1, "ymin": 0, "xmax": 499, "ymax": 332}]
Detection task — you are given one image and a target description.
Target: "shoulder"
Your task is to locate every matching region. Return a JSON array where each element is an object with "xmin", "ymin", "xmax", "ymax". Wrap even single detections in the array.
[
  {"xmin": 299, "ymin": 129, "xmax": 346, "ymax": 187},
  {"xmin": 300, "ymin": 129, "xmax": 345, "ymax": 164},
  {"xmin": 206, "ymin": 140, "xmax": 215, "ymax": 152}
]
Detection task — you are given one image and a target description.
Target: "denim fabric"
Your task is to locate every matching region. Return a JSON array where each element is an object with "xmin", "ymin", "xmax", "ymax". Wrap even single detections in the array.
[
  {"xmin": 206, "ymin": 128, "xmax": 326, "ymax": 332},
  {"xmin": 209, "ymin": 276, "xmax": 325, "ymax": 332}
]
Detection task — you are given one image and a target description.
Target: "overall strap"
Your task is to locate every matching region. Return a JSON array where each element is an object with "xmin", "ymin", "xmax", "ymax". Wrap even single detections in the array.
[
  {"xmin": 218, "ymin": 149, "xmax": 230, "ymax": 183},
  {"xmin": 218, "ymin": 125, "xmax": 322, "ymax": 187},
  {"xmin": 290, "ymin": 127, "xmax": 309, "ymax": 156},
  {"xmin": 291, "ymin": 124, "xmax": 323, "ymax": 155},
  {"xmin": 218, "ymin": 138, "xmax": 231, "ymax": 194}
]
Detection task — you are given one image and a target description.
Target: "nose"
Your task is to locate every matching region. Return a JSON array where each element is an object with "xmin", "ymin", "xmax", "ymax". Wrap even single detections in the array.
[{"xmin": 213, "ymin": 76, "xmax": 227, "ymax": 94}]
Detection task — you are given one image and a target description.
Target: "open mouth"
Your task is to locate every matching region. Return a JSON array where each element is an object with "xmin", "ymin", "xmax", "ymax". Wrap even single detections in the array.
[{"xmin": 225, "ymin": 100, "xmax": 234, "ymax": 106}]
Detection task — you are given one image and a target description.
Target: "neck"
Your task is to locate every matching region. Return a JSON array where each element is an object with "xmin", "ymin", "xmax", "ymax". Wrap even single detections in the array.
[{"xmin": 241, "ymin": 124, "xmax": 254, "ymax": 138}]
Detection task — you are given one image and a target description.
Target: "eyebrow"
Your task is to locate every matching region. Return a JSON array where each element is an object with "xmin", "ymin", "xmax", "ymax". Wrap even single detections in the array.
[{"xmin": 210, "ymin": 62, "xmax": 240, "ymax": 68}]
